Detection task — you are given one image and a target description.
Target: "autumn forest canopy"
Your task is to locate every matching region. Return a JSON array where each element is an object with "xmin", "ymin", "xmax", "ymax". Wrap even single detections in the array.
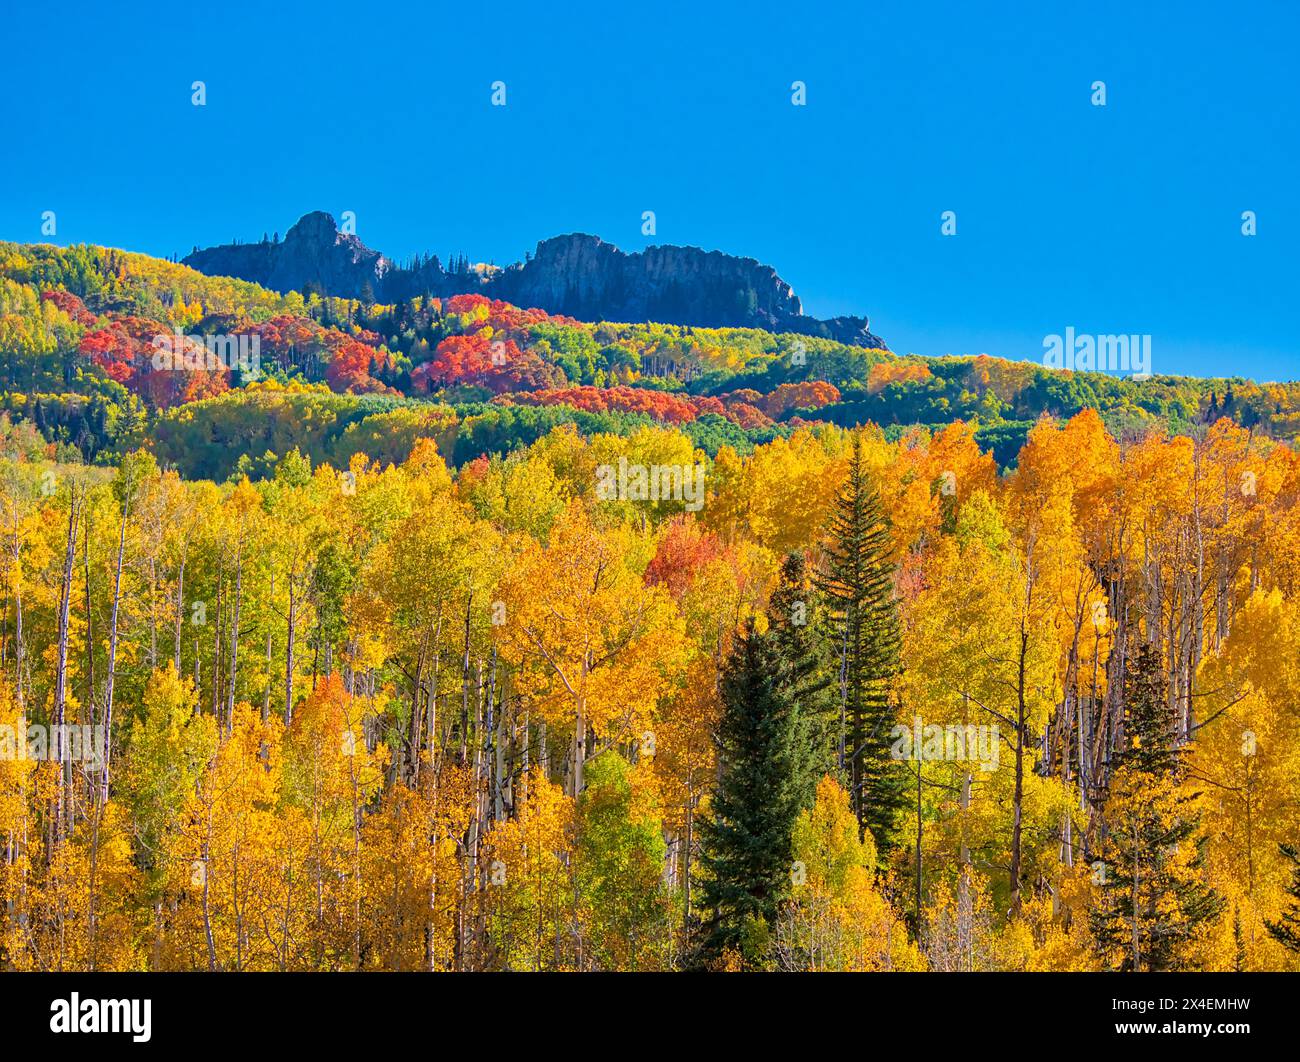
[{"xmin": 2, "ymin": 236, "xmax": 1300, "ymax": 972}]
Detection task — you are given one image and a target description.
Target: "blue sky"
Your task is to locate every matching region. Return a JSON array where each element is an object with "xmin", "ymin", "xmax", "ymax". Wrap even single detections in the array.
[{"xmin": 2, "ymin": 0, "xmax": 1296, "ymax": 380}]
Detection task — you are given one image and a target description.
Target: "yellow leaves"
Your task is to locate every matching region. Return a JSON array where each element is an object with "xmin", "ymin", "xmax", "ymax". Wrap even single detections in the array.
[
  {"xmin": 1199, "ymin": 588, "xmax": 1298, "ymax": 707},
  {"xmin": 464, "ymin": 449, "xmax": 569, "ymax": 539},
  {"xmin": 781, "ymin": 776, "xmax": 923, "ymax": 971},
  {"xmin": 702, "ymin": 425, "xmax": 851, "ymax": 556},
  {"xmin": 651, "ymin": 655, "xmax": 720, "ymax": 837},
  {"xmin": 1016, "ymin": 410, "xmax": 1118, "ymax": 520},
  {"xmin": 402, "ymin": 436, "xmax": 453, "ymax": 492},
  {"xmin": 994, "ymin": 870, "xmax": 1098, "ymax": 972},
  {"xmin": 285, "ymin": 673, "xmax": 388, "ymax": 815},
  {"xmin": 495, "ymin": 502, "xmax": 688, "ymax": 743},
  {"xmin": 11, "ymin": 387, "xmax": 1300, "ymax": 972},
  {"xmin": 7, "ymin": 801, "xmax": 145, "ymax": 971},
  {"xmin": 794, "ymin": 775, "xmax": 879, "ymax": 886},
  {"xmin": 1191, "ymin": 591, "xmax": 1300, "ymax": 953},
  {"xmin": 884, "ymin": 421, "xmax": 998, "ymax": 554},
  {"xmin": 480, "ymin": 769, "xmax": 576, "ymax": 970}
]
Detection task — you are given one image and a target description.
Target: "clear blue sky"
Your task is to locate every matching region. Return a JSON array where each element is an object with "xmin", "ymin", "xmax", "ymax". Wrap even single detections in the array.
[{"xmin": 2, "ymin": 0, "xmax": 1296, "ymax": 380}]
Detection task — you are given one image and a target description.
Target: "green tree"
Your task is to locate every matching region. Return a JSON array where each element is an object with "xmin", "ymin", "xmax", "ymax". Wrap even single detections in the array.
[
  {"xmin": 816, "ymin": 430, "xmax": 905, "ymax": 852},
  {"xmin": 768, "ymin": 551, "xmax": 839, "ymax": 810},
  {"xmin": 120, "ymin": 665, "xmax": 219, "ymax": 896},
  {"xmin": 1090, "ymin": 644, "xmax": 1224, "ymax": 971},
  {"xmin": 695, "ymin": 618, "xmax": 803, "ymax": 968},
  {"xmin": 575, "ymin": 751, "xmax": 672, "ymax": 970},
  {"xmin": 1265, "ymin": 844, "xmax": 1300, "ymax": 953}
]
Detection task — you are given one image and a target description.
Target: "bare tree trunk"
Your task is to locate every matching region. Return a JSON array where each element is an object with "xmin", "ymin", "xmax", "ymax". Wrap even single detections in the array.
[
  {"xmin": 53, "ymin": 489, "xmax": 81, "ymax": 838},
  {"xmin": 101, "ymin": 494, "xmax": 129, "ymax": 805},
  {"xmin": 83, "ymin": 504, "xmax": 95, "ymax": 742},
  {"xmin": 212, "ymin": 552, "xmax": 224, "ymax": 716},
  {"xmin": 284, "ymin": 575, "xmax": 297, "ymax": 724},
  {"xmin": 228, "ymin": 532, "xmax": 243, "ymax": 730},
  {"xmin": 263, "ymin": 574, "xmax": 274, "ymax": 720},
  {"xmin": 174, "ymin": 556, "xmax": 186, "ymax": 674},
  {"xmin": 1009, "ymin": 620, "xmax": 1028, "ymax": 918}
]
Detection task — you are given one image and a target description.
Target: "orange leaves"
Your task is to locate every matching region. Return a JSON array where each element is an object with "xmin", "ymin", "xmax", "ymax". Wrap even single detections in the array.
[
  {"xmin": 765, "ymin": 379, "xmax": 841, "ymax": 417},
  {"xmin": 325, "ymin": 337, "xmax": 395, "ymax": 395},
  {"xmin": 40, "ymin": 288, "xmax": 96, "ymax": 327},
  {"xmin": 866, "ymin": 359, "xmax": 933, "ymax": 395},
  {"xmin": 78, "ymin": 317, "xmax": 152, "ymax": 384},
  {"xmin": 879, "ymin": 421, "xmax": 998, "ymax": 556},
  {"xmin": 644, "ymin": 517, "xmax": 725, "ymax": 600},
  {"xmin": 412, "ymin": 333, "xmax": 562, "ymax": 395},
  {"xmin": 505, "ymin": 384, "xmax": 705, "ymax": 424},
  {"xmin": 286, "ymin": 672, "xmax": 388, "ymax": 805}
]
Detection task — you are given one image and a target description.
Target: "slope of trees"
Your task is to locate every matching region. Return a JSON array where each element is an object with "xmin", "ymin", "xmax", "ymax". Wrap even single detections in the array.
[
  {"xmin": 5, "ymin": 240, "xmax": 1300, "ymax": 477},
  {"xmin": 0, "ymin": 409, "xmax": 1296, "ymax": 971}
]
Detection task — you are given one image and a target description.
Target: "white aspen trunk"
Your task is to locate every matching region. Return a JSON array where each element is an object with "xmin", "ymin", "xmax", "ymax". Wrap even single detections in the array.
[{"xmin": 100, "ymin": 493, "xmax": 128, "ymax": 805}]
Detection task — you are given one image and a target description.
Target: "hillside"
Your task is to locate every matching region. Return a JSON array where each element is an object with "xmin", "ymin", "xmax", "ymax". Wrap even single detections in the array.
[
  {"xmin": 3, "ymin": 229, "xmax": 1300, "ymax": 978},
  {"xmin": 1, "ymin": 236, "xmax": 1296, "ymax": 478}
]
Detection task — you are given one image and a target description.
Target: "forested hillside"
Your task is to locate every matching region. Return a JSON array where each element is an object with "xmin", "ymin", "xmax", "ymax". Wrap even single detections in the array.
[
  {"xmin": 2, "ymin": 239, "xmax": 1300, "ymax": 971},
  {"xmin": 4, "ymin": 239, "xmax": 1298, "ymax": 477}
]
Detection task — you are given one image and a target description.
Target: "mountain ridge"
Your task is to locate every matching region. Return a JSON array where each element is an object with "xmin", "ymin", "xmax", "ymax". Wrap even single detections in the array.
[{"xmin": 182, "ymin": 211, "xmax": 888, "ymax": 349}]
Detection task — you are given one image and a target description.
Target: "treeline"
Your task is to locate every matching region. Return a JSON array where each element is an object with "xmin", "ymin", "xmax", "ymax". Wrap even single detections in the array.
[
  {"xmin": 4, "ymin": 240, "xmax": 1300, "ymax": 475},
  {"xmin": 3, "ymin": 411, "xmax": 1300, "ymax": 970}
]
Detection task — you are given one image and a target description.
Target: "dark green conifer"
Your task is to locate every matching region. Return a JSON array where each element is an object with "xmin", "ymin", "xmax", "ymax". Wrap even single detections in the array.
[
  {"xmin": 816, "ymin": 431, "xmax": 905, "ymax": 852},
  {"xmin": 1090, "ymin": 643, "xmax": 1224, "ymax": 971}
]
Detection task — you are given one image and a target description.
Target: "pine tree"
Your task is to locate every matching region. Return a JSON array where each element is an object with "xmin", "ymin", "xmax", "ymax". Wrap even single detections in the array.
[
  {"xmin": 1265, "ymin": 844, "xmax": 1300, "ymax": 952},
  {"xmin": 1090, "ymin": 643, "xmax": 1224, "ymax": 971},
  {"xmin": 768, "ymin": 551, "xmax": 839, "ymax": 808},
  {"xmin": 695, "ymin": 619, "xmax": 804, "ymax": 968},
  {"xmin": 816, "ymin": 431, "xmax": 905, "ymax": 852}
]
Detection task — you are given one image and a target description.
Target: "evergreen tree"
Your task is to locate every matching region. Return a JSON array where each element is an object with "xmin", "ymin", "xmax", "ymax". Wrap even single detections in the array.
[
  {"xmin": 768, "ymin": 551, "xmax": 839, "ymax": 807},
  {"xmin": 1265, "ymin": 844, "xmax": 1300, "ymax": 952},
  {"xmin": 1090, "ymin": 643, "xmax": 1224, "ymax": 971},
  {"xmin": 694, "ymin": 619, "xmax": 804, "ymax": 967},
  {"xmin": 695, "ymin": 556, "xmax": 840, "ymax": 967},
  {"xmin": 816, "ymin": 430, "xmax": 905, "ymax": 852}
]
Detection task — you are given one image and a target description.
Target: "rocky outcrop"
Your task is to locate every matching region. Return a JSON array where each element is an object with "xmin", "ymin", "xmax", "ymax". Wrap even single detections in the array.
[
  {"xmin": 183, "ymin": 213, "xmax": 887, "ymax": 349},
  {"xmin": 183, "ymin": 212, "xmax": 402, "ymax": 299}
]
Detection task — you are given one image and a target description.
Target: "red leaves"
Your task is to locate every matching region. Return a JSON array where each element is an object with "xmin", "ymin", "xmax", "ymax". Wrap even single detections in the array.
[
  {"xmin": 325, "ymin": 338, "xmax": 395, "ymax": 395},
  {"xmin": 77, "ymin": 315, "xmax": 236, "ymax": 408},
  {"xmin": 411, "ymin": 333, "xmax": 561, "ymax": 395},
  {"xmin": 41, "ymin": 289, "xmax": 97, "ymax": 326},
  {"xmin": 256, "ymin": 314, "xmax": 328, "ymax": 360},
  {"xmin": 503, "ymin": 384, "xmax": 789, "ymax": 429},
  {"xmin": 644, "ymin": 517, "xmax": 726, "ymax": 599},
  {"xmin": 443, "ymin": 293, "xmax": 578, "ymax": 331},
  {"xmin": 78, "ymin": 315, "xmax": 170, "ymax": 387},
  {"xmin": 79, "ymin": 324, "xmax": 139, "ymax": 383},
  {"xmin": 504, "ymin": 385, "xmax": 703, "ymax": 424}
]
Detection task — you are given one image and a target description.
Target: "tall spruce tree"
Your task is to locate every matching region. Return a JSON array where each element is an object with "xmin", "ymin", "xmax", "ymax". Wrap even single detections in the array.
[
  {"xmin": 694, "ymin": 619, "xmax": 802, "ymax": 966},
  {"xmin": 1265, "ymin": 844, "xmax": 1300, "ymax": 952},
  {"xmin": 1090, "ymin": 643, "xmax": 1224, "ymax": 971},
  {"xmin": 816, "ymin": 431, "xmax": 905, "ymax": 852},
  {"xmin": 694, "ymin": 555, "xmax": 834, "ymax": 967},
  {"xmin": 769, "ymin": 551, "xmax": 839, "ymax": 806}
]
